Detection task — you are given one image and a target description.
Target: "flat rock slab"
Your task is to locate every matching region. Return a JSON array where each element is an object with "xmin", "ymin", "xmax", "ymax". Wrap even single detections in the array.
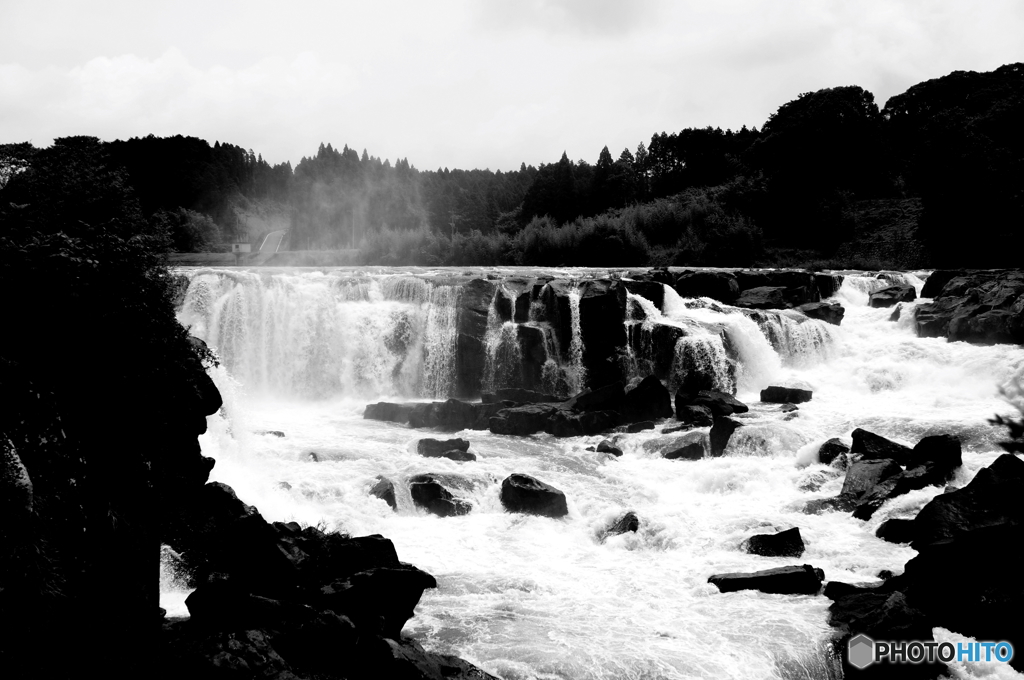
[
  {"xmin": 709, "ymin": 564, "xmax": 824, "ymax": 595},
  {"xmin": 760, "ymin": 386, "xmax": 812, "ymax": 404}
]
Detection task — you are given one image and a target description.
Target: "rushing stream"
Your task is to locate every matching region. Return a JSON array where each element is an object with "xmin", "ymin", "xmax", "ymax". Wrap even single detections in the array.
[{"xmin": 168, "ymin": 267, "xmax": 1024, "ymax": 680}]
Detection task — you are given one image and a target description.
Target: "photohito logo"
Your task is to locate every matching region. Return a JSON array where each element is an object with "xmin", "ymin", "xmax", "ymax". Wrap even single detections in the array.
[{"xmin": 848, "ymin": 634, "xmax": 1014, "ymax": 669}]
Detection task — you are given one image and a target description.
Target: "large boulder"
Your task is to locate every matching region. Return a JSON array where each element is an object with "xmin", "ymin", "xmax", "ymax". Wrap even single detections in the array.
[
  {"xmin": 914, "ymin": 270, "xmax": 1024, "ymax": 345},
  {"xmin": 709, "ymin": 416, "xmax": 743, "ymax": 457},
  {"xmin": 796, "ymin": 301, "xmax": 845, "ymax": 325},
  {"xmin": 841, "ymin": 458, "xmax": 903, "ymax": 499},
  {"xmin": 416, "ymin": 438, "xmax": 476, "ymax": 462},
  {"xmin": 488, "ymin": 404, "xmax": 564, "ymax": 436},
  {"xmin": 818, "ymin": 438, "xmax": 850, "ymax": 467},
  {"xmin": 408, "ymin": 474, "xmax": 472, "ymax": 518},
  {"xmin": 499, "ymin": 473, "xmax": 568, "ymax": 518},
  {"xmin": 490, "ymin": 387, "xmax": 561, "ymax": 404},
  {"xmin": 760, "ymin": 386, "xmax": 812, "ymax": 404},
  {"xmin": 623, "ymin": 375, "xmax": 673, "ymax": 422},
  {"xmin": 364, "ymin": 402, "xmax": 414, "ymax": 424},
  {"xmin": 708, "ymin": 564, "xmax": 824, "ymax": 595},
  {"xmin": 869, "ymin": 285, "xmax": 916, "ymax": 308},
  {"xmin": 673, "ymin": 270, "xmax": 740, "ymax": 303},
  {"xmin": 733, "ymin": 286, "xmax": 788, "ymax": 310},
  {"xmin": 565, "ymin": 381, "xmax": 626, "ymax": 413},
  {"xmin": 675, "ymin": 404, "xmax": 714, "ymax": 427},
  {"xmin": 851, "ymin": 428, "xmax": 912, "ymax": 466},
  {"xmin": 876, "ymin": 518, "xmax": 916, "ymax": 544},
  {"xmin": 745, "ymin": 527, "xmax": 805, "ymax": 558},
  {"xmin": 678, "ymin": 389, "xmax": 748, "ymax": 417},
  {"xmin": 664, "ymin": 442, "xmax": 704, "ymax": 460}
]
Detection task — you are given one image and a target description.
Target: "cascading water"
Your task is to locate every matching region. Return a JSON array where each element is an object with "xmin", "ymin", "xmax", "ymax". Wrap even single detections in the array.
[
  {"xmin": 174, "ymin": 267, "xmax": 1024, "ymax": 680},
  {"xmin": 566, "ymin": 283, "xmax": 587, "ymax": 394}
]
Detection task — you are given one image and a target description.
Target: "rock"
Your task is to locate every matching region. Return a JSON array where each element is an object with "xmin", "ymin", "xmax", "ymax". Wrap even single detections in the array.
[
  {"xmin": 851, "ymin": 428, "xmax": 912, "ymax": 466},
  {"xmin": 814, "ymin": 273, "xmax": 844, "ymax": 300},
  {"xmin": 760, "ymin": 386, "xmax": 812, "ymax": 404},
  {"xmin": 796, "ymin": 301, "xmax": 845, "ymax": 325},
  {"xmin": 547, "ymin": 409, "xmax": 620, "ymax": 437},
  {"xmin": 319, "ymin": 563, "xmax": 437, "ymax": 640},
  {"xmin": 257, "ymin": 430, "xmax": 286, "ymax": 437},
  {"xmin": 779, "ymin": 403, "xmax": 798, "ymax": 413},
  {"xmin": 907, "ymin": 434, "xmax": 962, "ymax": 472},
  {"xmin": 869, "ymin": 285, "xmax": 916, "ymax": 308},
  {"xmin": 818, "ymin": 438, "xmax": 850, "ymax": 467},
  {"xmin": 596, "ymin": 439, "xmax": 623, "ymax": 457},
  {"xmin": 673, "ymin": 270, "xmax": 740, "ymax": 303},
  {"xmin": 364, "ymin": 402, "xmax": 414, "ymax": 424},
  {"xmin": 736, "ymin": 271, "xmax": 819, "ymax": 306},
  {"xmin": 709, "ymin": 416, "xmax": 743, "ymax": 457},
  {"xmin": 416, "ymin": 438, "xmax": 476, "ymax": 461},
  {"xmin": 623, "ymin": 375, "xmax": 673, "ymax": 422},
  {"xmin": 620, "ymin": 279, "xmax": 665, "ymax": 310},
  {"xmin": 626, "ymin": 420, "xmax": 655, "ymax": 433},
  {"xmin": 416, "ymin": 438, "xmax": 470, "ymax": 456},
  {"xmin": 375, "ymin": 637, "xmax": 502, "ymax": 680},
  {"xmin": 876, "ymin": 518, "xmax": 916, "ymax": 544},
  {"xmin": 565, "ymin": 381, "xmax": 626, "ymax": 413},
  {"xmin": 489, "ymin": 404, "xmax": 564, "ymax": 436},
  {"xmin": 914, "ymin": 269, "xmax": 1024, "ymax": 345},
  {"xmin": 675, "ymin": 404, "xmax": 714, "ymax": 427},
  {"xmin": 408, "ymin": 474, "xmax": 471, "ymax": 518},
  {"xmin": 745, "ymin": 527, "xmax": 805, "ymax": 558},
  {"xmin": 500, "ymin": 473, "xmax": 568, "ymax": 518},
  {"xmin": 733, "ymin": 286, "xmax": 788, "ymax": 310},
  {"xmin": 664, "ymin": 442, "xmax": 704, "ymax": 460},
  {"xmin": 909, "ymin": 453, "xmax": 1024, "ymax": 551},
  {"xmin": 678, "ymin": 389, "xmax": 749, "ymax": 417},
  {"xmin": 493, "ymin": 387, "xmax": 560, "ymax": 404},
  {"xmin": 841, "ymin": 459, "xmax": 903, "ymax": 499},
  {"xmin": 454, "ymin": 279, "xmax": 497, "ymax": 398},
  {"xmin": 369, "ymin": 476, "xmax": 397, "ymax": 511},
  {"xmin": 708, "ymin": 564, "xmax": 824, "ymax": 595},
  {"xmin": 603, "ymin": 511, "xmax": 640, "ymax": 538},
  {"xmin": 920, "ymin": 270, "xmax": 960, "ymax": 298}
]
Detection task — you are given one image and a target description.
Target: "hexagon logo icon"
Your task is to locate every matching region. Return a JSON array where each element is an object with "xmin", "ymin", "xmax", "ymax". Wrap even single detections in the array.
[{"xmin": 848, "ymin": 634, "xmax": 875, "ymax": 669}]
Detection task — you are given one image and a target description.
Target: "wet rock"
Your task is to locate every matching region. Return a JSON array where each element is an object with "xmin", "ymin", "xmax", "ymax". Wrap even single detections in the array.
[
  {"xmin": 841, "ymin": 459, "xmax": 903, "ymax": 499},
  {"xmin": 796, "ymin": 301, "xmax": 845, "ymax": 325},
  {"xmin": 492, "ymin": 387, "xmax": 561, "ymax": 404},
  {"xmin": 664, "ymin": 442, "xmax": 704, "ymax": 460},
  {"xmin": 488, "ymin": 404, "xmax": 564, "ymax": 436},
  {"xmin": 548, "ymin": 410, "xmax": 620, "ymax": 437},
  {"xmin": 603, "ymin": 511, "xmax": 640, "ymax": 538},
  {"xmin": 675, "ymin": 404, "xmax": 714, "ymax": 427},
  {"xmin": 779, "ymin": 404, "xmax": 799, "ymax": 413},
  {"xmin": 363, "ymin": 402, "xmax": 414, "ymax": 424},
  {"xmin": 708, "ymin": 564, "xmax": 824, "ymax": 595},
  {"xmin": 914, "ymin": 269, "xmax": 1024, "ymax": 345},
  {"xmin": 910, "ymin": 453, "xmax": 1024, "ymax": 551},
  {"xmin": 709, "ymin": 416, "xmax": 743, "ymax": 457},
  {"xmin": 369, "ymin": 476, "xmax": 397, "ymax": 511},
  {"xmin": 745, "ymin": 527, "xmax": 805, "ymax": 558},
  {"xmin": 802, "ymin": 496, "xmax": 857, "ymax": 514},
  {"xmin": 876, "ymin": 518, "xmax": 916, "ymax": 544},
  {"xmin": 907, "ymin": 434, "xmax": 962, "ymax": 472},
  {"xmin": 760, "ymin": 386, "xmax": 812, "ymax": 404},
  {"xmin": 620, "ymin": 279, "xmax": 665, "ymax": 310},
  {"xmin": 851, "ymin": 428, "xmax": 913, "ymax": 466},
  {"xmin": 623, "ymin": 375, "xmax": 673, "ymax": 422},
  {"xmin": 416, "ymin": 438, "xmax": 470, "ymax": 456},
  {"xmin": 673, "ymin": 270, "xmax": 740, "ymax": 303},
  {"xmin": 733, "ymin": 286, "xmax": 788, "ymax": 310},
  {"xmin": 500, "ymin": 473, "xmax": 568, "ymax": 518},
  {"xmin": 814, "ymin": 273, "xmax": 844, "ymax": 300},
  {"xmin": 373, "ymin": 637, "xmax": 502, "ymax": 680},
  {"xmin": 566, "ymin": 381, "xmax": 626, "ymax": 413},
  {"xmin": 626, "ymin": 420, "xmax": 656, "ymax": 433},
  {"xmin": 408, "ymin": 474, "xmax": 471, "ymax": 518},
  {"xmin": 678, "ymin": 389, "xmax": 749, "ymax": 417},
  {"xmin": 869, "ymin": 285, "xmax": 917, "ymax": 308},
  {"xmin": 736, "ymin": 270, "xmax": 819, "ymax": 306},
  {"xmin": 454, "ymin": 278, "xmax": 497, "ymax": 398},
  {"xmin": 818, "ymin": 438, "xmax": 850, "ymax": 467},
  {"xmin": 596, "ymin": 440, "xmax": 623, "ymax": 457},
  {"xmin": 257, "ymin": 430, "xmax": 286, "ymax": 437}
]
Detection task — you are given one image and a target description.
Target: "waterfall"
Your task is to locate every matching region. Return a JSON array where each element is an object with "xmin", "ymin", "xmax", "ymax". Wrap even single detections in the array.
[
  {"xmin": 566, "ymin": 284, "xmax": 587, "ymax": 394},
  {"xmin": 177, "ymin": 269, "xmax": 460, "ymax": 399}
]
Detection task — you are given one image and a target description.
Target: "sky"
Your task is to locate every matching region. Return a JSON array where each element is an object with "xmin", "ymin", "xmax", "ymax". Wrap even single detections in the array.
[{"xmin": 1, "ymin": 0, "xmax": 1021, "ymax": 172}]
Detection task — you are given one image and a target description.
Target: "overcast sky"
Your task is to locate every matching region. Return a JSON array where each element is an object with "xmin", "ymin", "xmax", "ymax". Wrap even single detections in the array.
[{"xmin": 1, "ymin": 0, "xmax": 1021, "ymax": 172}]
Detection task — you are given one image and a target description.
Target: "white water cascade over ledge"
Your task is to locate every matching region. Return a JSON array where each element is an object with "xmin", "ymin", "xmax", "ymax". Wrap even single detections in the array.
[{"xmin": 170, "ymin": 267, "xmax": 1024, "ymax": 680}]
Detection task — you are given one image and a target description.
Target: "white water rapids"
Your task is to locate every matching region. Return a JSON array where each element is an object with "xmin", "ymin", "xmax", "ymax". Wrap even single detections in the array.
[{"xmin": 168, "ymin": 267, "xmax": 1024, "ymax": 680}]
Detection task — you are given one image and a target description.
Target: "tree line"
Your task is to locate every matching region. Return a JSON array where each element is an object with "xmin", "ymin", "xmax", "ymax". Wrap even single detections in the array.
[{"xmin": 1, "ymin": 62, "xmax": 1021, "ymax": 266}]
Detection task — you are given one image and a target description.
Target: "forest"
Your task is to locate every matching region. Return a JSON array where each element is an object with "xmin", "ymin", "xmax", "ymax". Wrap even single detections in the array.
[{"xmin": 1, "ymin": 62, "xmax": 1021, "ymax": 268}]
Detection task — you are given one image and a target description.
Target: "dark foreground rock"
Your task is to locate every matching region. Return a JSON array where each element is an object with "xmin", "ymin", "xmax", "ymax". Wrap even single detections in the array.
[
  {"xmin": 370, "ymin": 476, "xmax": 397, "ymax": 511},
  {"xmin": 745, "ymin": 527, "xmax": 805, "ymax": 558},
  {"xmin": 709, "ymin": 416, "xmax": 743, "ymax": 456},
  {"xmin": 818, "ymin": 438, "xmax": 850, "ymax": 467},
  {"xmin": 851, "ymin": 428, "xmax": 912, "ymax": 465},
  {"xmin": 677, "ymin": 389, "xmax": 749, "ymax": 417},
  {"xmin": 665, "ymin": 442, "xmax": 704, "ymax": 460},
  {"xmin": 708, "ymin": 565, "xmax": 824, "ymax": 595},
  {"xmin": 500, "ymin": 473, "xmax": 568, "ymax": 518},
  {"xmin": 416, "ymin": 438, "xmax": 476, "ymax": 462}
]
